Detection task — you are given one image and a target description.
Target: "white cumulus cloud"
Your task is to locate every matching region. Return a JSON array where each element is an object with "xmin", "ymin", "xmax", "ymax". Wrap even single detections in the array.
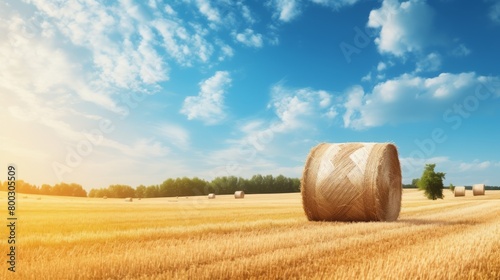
[
  {"xmin": 367, "ymin": 0, "xmax": 436, "ymax": 57},
  {"xmin": 268, "ymin": 84, "xmax": 336, "ymax": 132},
  {"xmin": 235, "ymin": 28, "xmax": 264, "ymax": 48},
  {"xmin": 342, "ymin": 72, "xmax": 500, "ymax": 129},
  {"xmin": 195, "ymin": 0, "xmax": 221, "ymax": 22},
  {"xmin": 271, "ymin": 0, "xmax": 301, "ymax": 22},
  {"xmin": 181, "ymin": 71, "xmax": 232, "ymax": 125}
]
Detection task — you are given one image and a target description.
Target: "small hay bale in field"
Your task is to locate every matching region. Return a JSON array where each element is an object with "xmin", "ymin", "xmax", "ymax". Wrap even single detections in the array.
[
  {"xmin": 103, "ymin": 196, "xmax": 107, "ymax": 199},
  {"xmin": 124, "ymin": 197, "xmax": 133, "ymax": 202},
  {"xmin": 208, "ymin": 193, "xmax": 216, "ymax": 199},
  {"xmin": 472, "ymin": 184, "xmax": 485, "ymax": 196},
  {"xmin": 36, "ymin": 197, "xmax": 42, "ymax": 200},
  {"xmin": 454, "ymin": 186, "xmax": 466, "ymax": 197},
  {"xmin": 234, "ymin": 191, "xmax": 245, "ymax": 199},
  {"xmin": 301, "ymin": 142, "xmax": 402, "ymax": 222}
]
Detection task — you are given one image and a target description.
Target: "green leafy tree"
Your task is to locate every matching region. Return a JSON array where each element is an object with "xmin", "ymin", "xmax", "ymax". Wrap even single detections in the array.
[
  {"xmin": 135, "ymin": 185, "xmax": 146, "ymax": 198},
  {"xmin": 145, "ymin": 185, "xmax": 159, "ymax": 198},
  {"xmin": 417, "ymin": 164, "xmax": 446, "ymax": 200},
  {"xmin": 108, "ymin": 184, "xmax": 135, "ymax": 198},
  {"xmin": 411, "ymin": 178, "xmax": 420, "ymax": 188},
  {"xmin": 449, "ymin": 183, "xmax": 455, "ymax": 193}
]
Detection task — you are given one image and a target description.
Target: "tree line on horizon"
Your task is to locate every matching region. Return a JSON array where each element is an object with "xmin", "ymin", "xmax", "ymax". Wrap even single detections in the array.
[
  {"xmin": 0, "ymin": 180, "xmax": 87, "ymax": 197},
  {"xmin": 88, "ymin": 174, "xmax": 301, "ymax": 198},
  {"xmin": 0, "ymin": 175, "xmax": 302, "ymax": 198},
  {"xmin": 2, "ymin": 173, "xmax": 498, "ymax": 199}
]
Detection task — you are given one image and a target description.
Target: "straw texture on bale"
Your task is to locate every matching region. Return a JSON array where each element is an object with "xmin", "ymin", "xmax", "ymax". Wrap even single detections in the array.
[
  {"xmin": 208, "ymin": 193, "xmax": 216, "ymax": 199},
  {"xmin": 124, "ymin": 197, "xmax": 133, "ymax": 202},
  {"xmin": 472, "ymin": 184, "xmax": 485, "ymax": 196},
  {"xmin": 234, "ymin": 191, "xmax": 245, "ymax": 199},
  {"xmin": 301, "ymin": 142, "xmax": 402, "ymax": 222},
  {"xmin": 454, "ymin": 186, "xmax": 466, "ymax": 197}
]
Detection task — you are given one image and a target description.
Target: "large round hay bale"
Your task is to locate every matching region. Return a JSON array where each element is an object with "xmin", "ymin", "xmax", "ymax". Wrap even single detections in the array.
[
  {"xmin": 234, "ymin": 191, "xmax": 245, "ymax": 199},
  {"xmin": 454, "ymin": 186, "xmax": 466, "ymax": 197},
  {"xmin": 301, "ymin": 142, "xmax": 402, "ymax": 222},
  {"xmin": 124, "ymin": 197, "xmax": 133, "ymax": 202},
  {"xmin": 208, "ymin": 193, "xmax": 216, "ymax": 199},
  {"xmin": 472, "ymin": 184, "xmax": 485, "ymax": 196}
]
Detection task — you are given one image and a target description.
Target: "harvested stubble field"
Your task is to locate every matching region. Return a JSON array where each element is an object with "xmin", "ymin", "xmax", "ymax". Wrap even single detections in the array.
[{"xmin": 1, "ymin": 189, "xmax": 500, "ymax": 280}]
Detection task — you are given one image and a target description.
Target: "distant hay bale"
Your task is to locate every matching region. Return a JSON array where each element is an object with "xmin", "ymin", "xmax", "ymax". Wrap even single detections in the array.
[
  {"xmin": 234, "ymin": 191, "xmax": 245, "ymax": 199},
  {"xmin": 103, "ymin": 196, "xmax": 107, "ymax": 199},
  {"xmin": 124, "ymin": 197, "xmax": 133, "ymax": 202},
  {"xmin": 36, "ymin": 197, "xmax": 41, "ymax": 200},
  {"xmin": 301, "ymin": 142, "xmax": 402, "ymax": 222},
  {"xmin": 472, "ymin": 184, "xmax": 485, "ymax": 196},
  {"xmin": 208, "ymin": 193, "xmax": 216, "ymax": 199},
  {"xmin": 454, "ymin": 186, "xmax": 466, "ymax": 197}
]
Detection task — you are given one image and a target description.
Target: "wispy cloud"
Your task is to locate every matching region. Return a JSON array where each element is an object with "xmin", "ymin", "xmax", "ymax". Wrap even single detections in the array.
[
  {"xmin": 450, "ymin": 43, "xmax": 471, "ymax": 57},
  {"xmin": 489, "ymin": 1, "xmax": 500, "ymax": 23},
  {"xmin": 157, "ymin": 123, "xmax": 190, "ymax": 150},
  {"xmin": 181, "ymin": 71, "xmax": 232, "ymax": 125},
  {"xmin": 240, "ymin": 4, "xmax": 256, "ymax": 24},
  {"xmin": 459, "ymin": 160, "xmax": 492, "ymax": 172},
  {"xmin": 310, "ymin": 0, "xmax": 361, "ymax": 10},
  {"xmin": 204, "ymin": 83, "xmax": 337, "ymax": 179},
  {"xmin": 415, "ymin": 52, "xmax": 442, "ymax": 73},
  {"xmin": 269, "ymin": 0, "xmax": 361, "ymax": 23}
]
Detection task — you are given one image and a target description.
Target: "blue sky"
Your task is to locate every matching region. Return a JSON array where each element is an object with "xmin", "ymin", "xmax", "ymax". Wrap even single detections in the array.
[{"xmin": 1, "ymin": 0, "xmax": 500, "ymax": 190}]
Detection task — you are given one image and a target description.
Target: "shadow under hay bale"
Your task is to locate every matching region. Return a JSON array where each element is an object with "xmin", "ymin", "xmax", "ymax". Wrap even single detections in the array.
[
  {"xmin": 472, "ymin": 184, "xmax": 485, "ymax": 196},
  {"xmin": 301, "ymin": 142, "xmax": 402, "ymax": 222},
  {"xmin": 454, "ymin": 186, "xmax": 466, "ymax": 197},
  {"xmin": 234, "ymin": 191, "xmax": 245, "ymax": 199}
]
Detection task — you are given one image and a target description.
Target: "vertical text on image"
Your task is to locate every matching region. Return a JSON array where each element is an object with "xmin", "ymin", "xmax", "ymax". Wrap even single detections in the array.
[{"xmin": 7, "ymin": 164, "xmax": 17, "ymax": 272}]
